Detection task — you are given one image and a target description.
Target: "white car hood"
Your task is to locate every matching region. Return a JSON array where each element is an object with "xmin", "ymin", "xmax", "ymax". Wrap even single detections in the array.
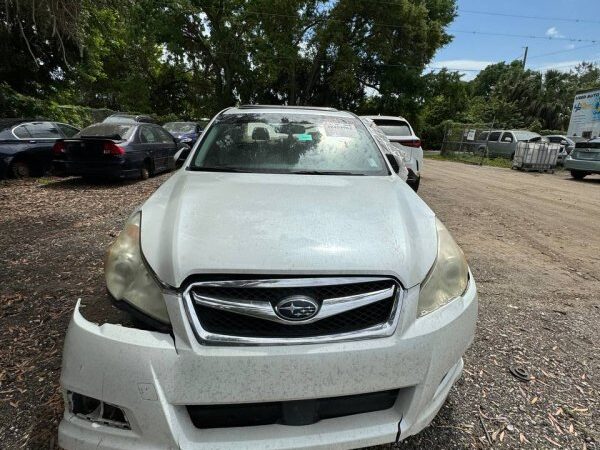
[{"xmin": 140, "ymin": 171, "xmax": 437, "ymax": 288}]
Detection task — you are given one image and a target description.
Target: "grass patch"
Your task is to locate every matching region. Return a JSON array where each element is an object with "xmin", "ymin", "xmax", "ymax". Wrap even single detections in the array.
[{"xmin": 425, "ymin": 152, "xmax": 513, "ymax": 169}]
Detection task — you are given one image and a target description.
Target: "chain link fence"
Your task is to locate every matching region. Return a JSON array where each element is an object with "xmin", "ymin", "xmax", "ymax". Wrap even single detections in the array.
[{"xmin": 437, "ymin": 122, "xmax": 517, "ymax": 167}]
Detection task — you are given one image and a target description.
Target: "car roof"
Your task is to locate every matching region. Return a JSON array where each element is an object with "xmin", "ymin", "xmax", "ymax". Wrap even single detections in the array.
[
  {"xmin": 361, "ymin": 115, "xmax": 409, "ymax": 122},
  {"xmin": 224, "ymin": 105, "xmax": 353, "ymax": 117}
]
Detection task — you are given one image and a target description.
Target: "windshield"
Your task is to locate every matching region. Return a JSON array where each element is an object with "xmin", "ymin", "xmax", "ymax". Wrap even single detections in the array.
[
  {"xmin": 514, "ymin": 131, "xmax": 541, "ymax": 141},
  {"xmin": 164, "ymin": 122, "xmax": 197, "ymax": 133},
  {"xmin": 372, "ymin": 120, "xmax": 412, "ymax": 137},
  {"xmin": 77, "ymin": 123, "xmax": 134, "ymax": 140},
  {"xmin": 190, "ymin": 113, "xmax": 388, "ymax": 175}
]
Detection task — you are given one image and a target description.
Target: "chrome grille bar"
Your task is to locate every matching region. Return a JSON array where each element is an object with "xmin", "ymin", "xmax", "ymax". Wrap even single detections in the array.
[
  {"xmin": 191, "ymin": 285, "xmax": 395, "ymax": 325},
  {"xmin": 183, "ymin": 276, "xmax": 403, "ymax": 346}
]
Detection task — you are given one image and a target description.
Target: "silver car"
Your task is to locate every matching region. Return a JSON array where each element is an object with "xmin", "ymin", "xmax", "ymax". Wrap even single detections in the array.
[
  {"xmin": 478, "ymin": 130, "xmax": 542, "ymax": 159},
  {"xmin": 545, "ymin": 135, "xmax": 575, "ymax": 164}
]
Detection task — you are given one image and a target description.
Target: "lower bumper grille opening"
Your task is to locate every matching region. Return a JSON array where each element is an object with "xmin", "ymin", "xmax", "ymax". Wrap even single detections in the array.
[{"xmin": 187, "ymin": 389, "xmax": 399, "ymax": 429}]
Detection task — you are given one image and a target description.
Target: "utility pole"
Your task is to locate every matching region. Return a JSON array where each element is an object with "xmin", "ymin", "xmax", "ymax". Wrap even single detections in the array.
[{"xmin": 522, "ymin": 46, "xmax": 528, "ymax": 68}]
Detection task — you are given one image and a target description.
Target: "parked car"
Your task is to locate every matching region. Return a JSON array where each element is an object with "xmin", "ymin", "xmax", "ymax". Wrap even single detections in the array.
[
  {"xmin": 58, "ymin": 105, "xmax": 477, "ymax": 450},
  {"xmin": 361, "ymin": 115, "xmax": 423, "ymax": 191},
  {"xmin": 53, "ymin": 122, "xmax": 182, "ymax": 180},
  {"xmin": 0, "ymin": 118, "xmax": 79, "ymax": 179},
  {"xmin": 564, "ymin": 138, "xmax": 600, "ymax": 179},
  {"xmin": 545, "ymin": 135, "xmax": 575, "ymax": 164},
  {"xmin": 163, "ymin": 121, "xmax": 205, "ymax": 146},
  {"xmin": 360, "ymin": 116, "xmax": 409, "ymax": 182},
  {"xmin": 477, "ymin": 130, "xmax": 541, "ymax": 159},
  {"xmin": 102, "ymin": 113, "xmax": 155, "ymax": 124}
]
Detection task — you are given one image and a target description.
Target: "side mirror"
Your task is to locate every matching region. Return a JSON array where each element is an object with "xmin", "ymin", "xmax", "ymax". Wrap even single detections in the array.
[{"xmin": 385, "ymin": 153, "xmax": 401, "ymax": 174}]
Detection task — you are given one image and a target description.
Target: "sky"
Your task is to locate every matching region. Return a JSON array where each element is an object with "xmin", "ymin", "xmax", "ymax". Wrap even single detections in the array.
[{"xmin": 430, "ymin": 0, "xmax": 600, "ymax": 80}]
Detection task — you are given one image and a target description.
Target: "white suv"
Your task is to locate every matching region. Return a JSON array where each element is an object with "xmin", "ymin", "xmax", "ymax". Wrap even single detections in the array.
[
  {"xmin": 362, "ymin": 115, "xmax": 423, "ymax": 191},
  {"xmin": 59, "ymin": 105, "xmax": 477, "ymax": 450}
]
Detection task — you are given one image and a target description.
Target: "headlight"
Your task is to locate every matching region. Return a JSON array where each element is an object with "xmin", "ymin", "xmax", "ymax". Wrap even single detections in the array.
[
  {"xmin": 105, "ymin": 212, "xmax": 170, "ymax": 324},
  {"xmin": 417, "ymin": 219, "xmax": 469, "ymax": 316}
]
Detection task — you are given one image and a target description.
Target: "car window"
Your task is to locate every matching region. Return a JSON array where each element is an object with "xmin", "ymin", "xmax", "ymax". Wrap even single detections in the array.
[
  {"xmin": 488, "ymin": 131, "xmax": 501, "ymax": 141},
  {"xmin": 191, "ymin": 112, "xmax": 388, "ymax": 176},
  {"xmin": 500, "ymin": 132, "xmax": 514, "ymax": 143},
  {"xmin": 163, "ymin": 122, "xmax": 197, "ymax": 133},
  {"xmin": 372, "ymin": 120, "xmax": 412, "ymax": 137},
  {"xmin": 140, "ymin": 126, "xmax": 157, "ymax": 143},
  {"xmin": 23, "ymin": 122, "xmax": 62, "ymax": 139},
  {"xmin": 57, "ymin": 123, "xmax": 79, "ymax": 138},
  {"xmin": 154, "ymin": 126, "xmax": 175, "ymax": 143},
  {"xmin": 513, "ymin": 131, "xmax": 540, "ymax": 141},
  {"xmin": 12, "ymin": 124, "xmax": 32, "ymax": 139},
  {"xmin": 78, "ymin": 123, "xmax": 134, "ymax": 140}
]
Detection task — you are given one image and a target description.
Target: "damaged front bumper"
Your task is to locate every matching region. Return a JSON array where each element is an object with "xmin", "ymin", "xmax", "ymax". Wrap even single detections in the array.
[{"xmin": 58, "ymin": 281, "xmax": 477, "ymax": 450}]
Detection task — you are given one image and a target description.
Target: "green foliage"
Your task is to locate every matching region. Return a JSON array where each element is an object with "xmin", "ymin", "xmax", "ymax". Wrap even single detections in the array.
[
  {"xmin": 418, "ymin": 60, "xmax": 600, "ymax": 148},
  {"xmin": 1, "ymin": 0, "xmax": 457, "ymax": 123},
  {"xmin": 0, "ymin": 83, "xmax": 112, "ymax": 127},
  {"xmin": 426, "ymin": 152, "xmax": 513, "ymax": 169},
  {"xmin": 2, "ymin": 0, "xmax": 598, "ymax": 145}
]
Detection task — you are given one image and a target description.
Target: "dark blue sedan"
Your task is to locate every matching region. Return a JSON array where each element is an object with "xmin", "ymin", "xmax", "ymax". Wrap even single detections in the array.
[
  {"xmin": 53, "ymin": 122, "xmax": 185, "ymax": 180},
  {"xmin": 0, "ymin": 119, "xmax": 79, "ymax": 178}
]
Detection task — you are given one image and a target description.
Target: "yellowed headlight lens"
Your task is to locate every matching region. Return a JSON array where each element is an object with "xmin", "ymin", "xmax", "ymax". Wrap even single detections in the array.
[
  {"xmin": 105, "ymin": 212, "xmax": 170, "ymax": 324},
  {"xmin": 418, "ymin": 219, "xmax": 469, "ymax": 317}
]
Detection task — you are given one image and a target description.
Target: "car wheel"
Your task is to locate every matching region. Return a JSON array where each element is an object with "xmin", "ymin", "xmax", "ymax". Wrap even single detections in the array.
[
  {"xmin": 570, "ymin": 170, "xmax": 587, "ymax": 180},
  {"xmin": 140, "ymin": 165, "xmax": 150, "ymax": 180},
  {"xmin": 11, "ymin": 160, "xmax": 31, "ymax": 178},
  {"xmin": 407, "ymin": 176, "xmax": 420, "ymax": 192}
]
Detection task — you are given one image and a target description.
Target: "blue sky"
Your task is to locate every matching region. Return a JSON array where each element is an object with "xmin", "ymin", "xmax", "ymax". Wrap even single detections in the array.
[{"xmin": 430, "ymin": 0, "xmax": 600, "ymax": 80}]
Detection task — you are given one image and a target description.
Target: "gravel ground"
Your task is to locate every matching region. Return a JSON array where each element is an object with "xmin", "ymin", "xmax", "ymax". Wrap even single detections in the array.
[{"xmin": 0, "ymin": 161, "xmax": 598, "ymax": 449}]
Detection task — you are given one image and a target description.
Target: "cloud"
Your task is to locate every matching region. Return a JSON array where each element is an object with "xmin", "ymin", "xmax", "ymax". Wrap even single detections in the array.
[
  {"xmin": 428, "ymin": 59, "xmax": 494, "ymax": 80},
  {"xmin": 545, "ymin": 27, "xmax": 564, "ymax": 38}
]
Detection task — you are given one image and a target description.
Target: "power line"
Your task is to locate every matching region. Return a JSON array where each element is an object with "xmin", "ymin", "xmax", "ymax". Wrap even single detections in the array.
[
  {"xmin": 526, "ymin": 43, "xmax": 600, "ymax": 60},
  {"xmin": 240, "ymin": 10, "xmax": 599, "ymax": 44},
  {"xmin": 449, "ymin": 29, "xmax": 598, "ymax": 43},
  {"xmin": 459, "ymin": 9, "xmax": 600, "ymax": 25}
]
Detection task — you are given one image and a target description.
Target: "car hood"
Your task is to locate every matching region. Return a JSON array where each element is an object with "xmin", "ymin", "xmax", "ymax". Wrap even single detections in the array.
[{"xmin": 140, "ymin": 172, "xmax": 438, "ymax": 288}]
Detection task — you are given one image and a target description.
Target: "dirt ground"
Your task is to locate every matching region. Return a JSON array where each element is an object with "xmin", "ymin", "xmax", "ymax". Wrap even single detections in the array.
[{"xmin": 0, "ymin": 161, "xmax": 598, "ymax": 449}]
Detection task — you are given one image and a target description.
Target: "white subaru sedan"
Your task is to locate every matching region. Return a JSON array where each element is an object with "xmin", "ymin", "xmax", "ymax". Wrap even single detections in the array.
[{"xmin": 59, "ymin": 105, "xmax": 477, "ymax": 450}]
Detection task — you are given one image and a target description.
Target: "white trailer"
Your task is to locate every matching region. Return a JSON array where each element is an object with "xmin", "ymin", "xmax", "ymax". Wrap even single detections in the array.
[{"xmin": 566, "ymin": 87, "xmax": 600, "ymax": 141}]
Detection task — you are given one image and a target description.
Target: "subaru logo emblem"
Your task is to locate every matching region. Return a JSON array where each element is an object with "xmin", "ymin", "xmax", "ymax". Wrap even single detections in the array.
[{"xmin": 275, "ymin": 296, "xmax": 319, "ymax": 321}]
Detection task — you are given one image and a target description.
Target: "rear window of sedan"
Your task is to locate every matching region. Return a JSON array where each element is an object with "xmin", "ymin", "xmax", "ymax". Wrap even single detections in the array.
[
  {"xmin": 77, "ymin": 124, "xmax": 135, "ymax": 140},
  {"xmin": 372, "ymin": 120, "xmax": 412, "ymax": 137}
]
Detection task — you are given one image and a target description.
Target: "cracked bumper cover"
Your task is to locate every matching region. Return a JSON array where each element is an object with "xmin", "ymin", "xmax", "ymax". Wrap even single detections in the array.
[{"xmin": 58, "ymin": 280, "xmax": 477, "ymax": 450}]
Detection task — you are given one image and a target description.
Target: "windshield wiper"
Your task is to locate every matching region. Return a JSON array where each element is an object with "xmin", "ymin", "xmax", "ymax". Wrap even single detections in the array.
[
  {"xmin": 188, "ymin": 166, "xmax": 255, "ymax": 173},
  {"xmin": 288, "ymin": 170, "xmax": 365, "ymax": 176}
]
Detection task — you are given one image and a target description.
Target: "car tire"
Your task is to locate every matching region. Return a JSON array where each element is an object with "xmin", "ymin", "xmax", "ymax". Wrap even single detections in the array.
[
  {"xmin": 570, "ymin": 170, "xmax": 587, "ymax": 180},
  {"xmin": 140, "ymin": 160, "xmax": 152, "ymax": 180},
  {"xmin": 11, "ymin": 160, "xmax": 31, "ymax": 178},
  {"xmin": 407, "ymin": 176, "xmax": 420, "ymax": 192}
]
